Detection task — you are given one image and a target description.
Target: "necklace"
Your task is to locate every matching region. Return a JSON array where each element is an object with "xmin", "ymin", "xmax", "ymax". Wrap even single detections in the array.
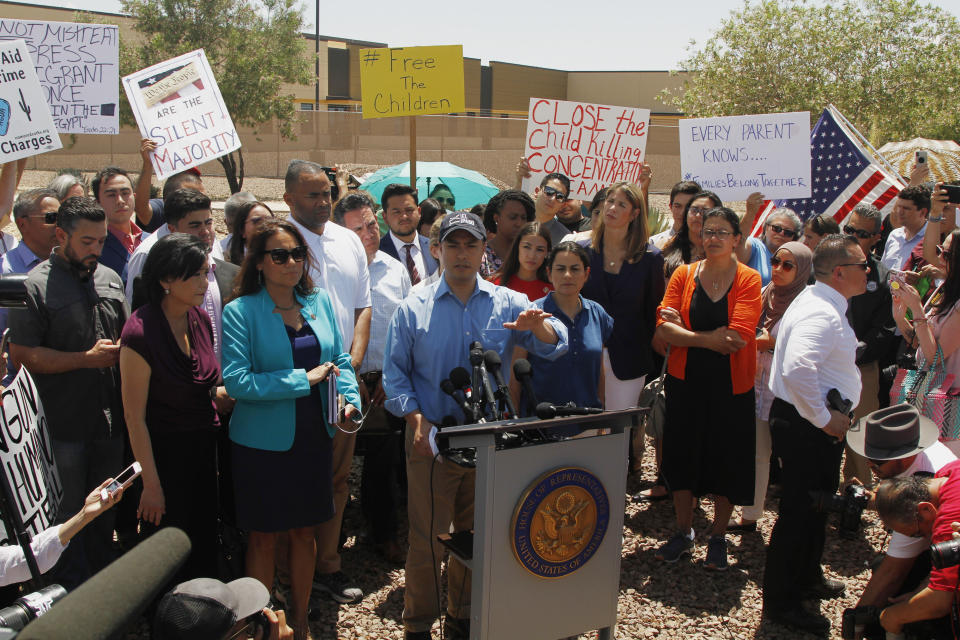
[{"xmin": 274, "ymin": 301, "xmax": 298, "ymax": 311}]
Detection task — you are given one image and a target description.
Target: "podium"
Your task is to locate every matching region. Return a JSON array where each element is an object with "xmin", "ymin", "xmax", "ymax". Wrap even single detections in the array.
[{"xmin": 438, "ymin": 408, "xmax": 645, "ymax": 640}]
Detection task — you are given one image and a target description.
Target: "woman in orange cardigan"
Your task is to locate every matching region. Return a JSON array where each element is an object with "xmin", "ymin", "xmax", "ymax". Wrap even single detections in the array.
[{"xmin": 653, "ymin": 206, "xmax": 762, "ymax": 571}]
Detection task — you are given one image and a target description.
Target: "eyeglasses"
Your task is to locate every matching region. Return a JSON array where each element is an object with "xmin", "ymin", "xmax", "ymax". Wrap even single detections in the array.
[
  {"xmin": 843, "ymin": 225, "xmax": 876, "ymax": 240},
  {"xmin": 770, "ymin": 256, "xmax": 796, "ymax": 272},
  {"xmin": 909, "ymin": 509, "xmax": 926, "ymax": 539},
  {"xmin": 263, "ymin": 246, "xmax": 308, "ymax": 265},
  {"xmin": 542, "ymin": 186, "xmax": 567, "ymax": 202},
  {"xmin": 27, "ymin": 211, "xmax": 58, "ymax": 224},
  {"xmin": 701, "ymin": 228, "xmax": 734, "ymax": 239},
  {"xmin": 837, "ymin": 261, "xmax": 870, "ymax": 271},
  {"xmin": 688, "ymin": 206, "xmax": 710, "ymax": 217},
  {"xmin": 937, "ymin": 244, "xmax": 953, "ymax": 259},
  {"xmin": 767, "ymin": 223, "xmax": 798, "ymax": 239}
]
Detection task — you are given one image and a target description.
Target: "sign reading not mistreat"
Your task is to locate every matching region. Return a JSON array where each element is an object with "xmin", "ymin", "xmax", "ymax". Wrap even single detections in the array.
[
  {"xmin": 123, "ymin": 49, "xmax": 240, "ymax": 180},
  {"xmin": 0, "ymin": 39, "xmax": 62, "ymax": 163},
  {"xmin": 679, "ymin": 111, "xmax": 812, "ymax": 201},
  {"xmin": 0, "ymin": 367, "xmax": 62, "ymax": 539},
  {"xmin": 0, "ymin": 19, "xmax": 119, "ymax": 134},
  {"xmin": 359, "ymin": 45, "xmax": 464, "ymax": 119},
  {"xmin": 521, "ymin": 98, "xmax": 651, "ymax": 198}
]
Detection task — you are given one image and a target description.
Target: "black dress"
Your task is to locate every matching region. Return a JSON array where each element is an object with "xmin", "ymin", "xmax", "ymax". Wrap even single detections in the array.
[
  {"xmin": 232, "ymin": 323, "xmax": 335, "ymax": 531},
  {"xmin": 661, "ymin": 276, "xmax": 755, "ymax": 505}
]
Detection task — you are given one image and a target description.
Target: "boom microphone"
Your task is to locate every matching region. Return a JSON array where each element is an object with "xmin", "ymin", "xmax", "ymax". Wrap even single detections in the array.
[
  {"xmin": 483, "ymin": 350, "xmax": 518, "ymax": 419},
  {"xmin": 513, "ymin": 358, "xmax": 538, "ymax": 416},
  {"xmin": 535, "ymin": 402, "xmax": 603, "ymax": 420},
  {"xmin": 18, "ymin": 527, "xmax": 191, "ymax": 640}
]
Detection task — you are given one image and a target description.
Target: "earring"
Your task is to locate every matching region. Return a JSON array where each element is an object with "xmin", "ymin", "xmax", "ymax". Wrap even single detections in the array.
[
  {"xmin": 258, "ymin": 270, "xmax": 264, "ymax": 285},
  {"xmin": 164, "ymin": 288, "xmax": 170, "ymax": 295}
]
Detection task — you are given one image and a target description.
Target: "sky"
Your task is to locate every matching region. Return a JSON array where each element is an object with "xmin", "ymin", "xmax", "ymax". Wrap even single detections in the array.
[{"xmin": 9, "ymin": 0, "xmax": 959, "ymax": 71}]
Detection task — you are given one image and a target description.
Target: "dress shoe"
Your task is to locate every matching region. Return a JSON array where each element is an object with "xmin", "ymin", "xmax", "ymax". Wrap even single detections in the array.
[
  {"xmin": 765, "ymin": 605, "xmax": 830, "ymax": 637},
  {"xmin": 801, "ymin": 576, "xmax": 846, "ymax": 600},
  {"xmin": 404, "ymin": 631, "xmax": 430, "ymax": 640},
  {"xmin": 443, "ymin": 615, "xmax": 470, "ymax": 640}
]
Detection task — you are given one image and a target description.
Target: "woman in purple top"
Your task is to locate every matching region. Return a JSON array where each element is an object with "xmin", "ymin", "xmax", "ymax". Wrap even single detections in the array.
[{"xmin": 119, "ymin": 233, "xmax": 221, "ymax": 580}]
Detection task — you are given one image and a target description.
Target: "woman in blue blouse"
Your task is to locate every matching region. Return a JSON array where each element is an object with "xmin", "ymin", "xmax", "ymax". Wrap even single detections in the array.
[{"xmin": 221, "ymin": 218, "xmax": 360, "ymax": 640}]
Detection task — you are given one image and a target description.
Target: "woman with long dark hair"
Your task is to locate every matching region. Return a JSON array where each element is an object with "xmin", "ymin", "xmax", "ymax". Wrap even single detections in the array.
[
  {"xmin": 226, "ymin": 201, "xmax": 274, "ymax": 266},
  {"xmin": 661, "ymin": 191, "xmax": 722, "ymax": 281},
  {"xmin": 492, "ymin": 221, "xmax": 553, "ymax": 300}
]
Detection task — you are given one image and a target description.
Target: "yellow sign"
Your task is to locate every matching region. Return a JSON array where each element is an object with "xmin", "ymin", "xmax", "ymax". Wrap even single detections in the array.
[{"xmin": 359, "ymin": 45, "xmax": 465, "ymax": 119}]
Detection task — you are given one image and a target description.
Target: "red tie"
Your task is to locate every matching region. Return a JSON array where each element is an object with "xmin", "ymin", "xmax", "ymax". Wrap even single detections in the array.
[{"xmin": 404, "ymin": 244, "xmax": 421, "ymax": 285}]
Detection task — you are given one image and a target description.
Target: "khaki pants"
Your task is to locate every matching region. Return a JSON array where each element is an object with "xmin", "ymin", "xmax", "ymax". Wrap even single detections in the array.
[
  {"xmin": 403, "ymin": 424, "xmax": 474, "ymax": 632},
  {"xmin": 843, "ymin": 361, "xmax": 880, "ymax": 485},
  {"xmin": 314, "ymin": 429, "xmax": 356, "ymax": 574}
]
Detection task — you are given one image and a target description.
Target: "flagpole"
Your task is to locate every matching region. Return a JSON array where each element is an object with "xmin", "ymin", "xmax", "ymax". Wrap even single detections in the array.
[{"xmin": 828, "ymin": 104, "xmax": 905, "ymax": 184}]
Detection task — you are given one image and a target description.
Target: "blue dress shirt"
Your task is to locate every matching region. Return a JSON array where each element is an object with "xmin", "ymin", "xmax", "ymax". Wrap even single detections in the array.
[
  {"xmin": 383, "ymin": 274, "xmax": 568, "ymax": 423},
  {"xmin": 746, "ymin": 237, "xmax": 772, "ymax": 286}
]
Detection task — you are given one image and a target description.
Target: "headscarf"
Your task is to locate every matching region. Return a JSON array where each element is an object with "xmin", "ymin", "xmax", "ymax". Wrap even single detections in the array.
[{"xmin": 760, "ymin": 240, "xmax": 812, "ymax": 331}]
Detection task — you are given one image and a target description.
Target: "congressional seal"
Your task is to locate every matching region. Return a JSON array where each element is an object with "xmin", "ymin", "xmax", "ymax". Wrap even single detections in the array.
[{"xmin": 511, "ymin": 467, "xmax": 609, "ymax": 578}]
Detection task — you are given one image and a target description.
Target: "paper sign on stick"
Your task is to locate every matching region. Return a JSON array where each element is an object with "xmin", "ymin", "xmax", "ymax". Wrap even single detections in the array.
[
  {"xmin": 360, "ymin": 45, "xmax": 464, "ymax": 119},
  {"xmin": 0, "ymin": 19, "xmax": 119, "ymax": 134},
  {"xmin": 0, "ymin": 39, "xmax": 62, "ymax": 163},
  {"xmin": 521, "ymin": 98, "xmax": 651, "ymax": 198},
  {"xmin": 679, "ymin": 111, "xmax": 812, "ymax": 200},
  {"xmin": 123, "ymin": 49, "xmax": 241, "ymax": 180}
]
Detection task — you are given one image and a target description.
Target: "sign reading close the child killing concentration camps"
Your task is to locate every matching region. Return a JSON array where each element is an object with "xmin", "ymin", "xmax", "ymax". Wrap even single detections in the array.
[
  {"xmin": 679, "ymin": 111, "xmax": 812, "ymax": 201},
  {"xmin": 359, "ymin": 45, "xmax": 465, "ymax": 119},
  {"xmin": 0, "ymin": 18, "xmax": 119, "ymax": 134},
  {"xmin": 123, "ymin": 49, "xmax": 241, "ymax": 180},
  {"xmin": 521, "ymin": 98, "xmax": 652, "ymax": 198},
  {"xmin": 0, "ymin": 38, "xmax": 62, "ymax": 163}
]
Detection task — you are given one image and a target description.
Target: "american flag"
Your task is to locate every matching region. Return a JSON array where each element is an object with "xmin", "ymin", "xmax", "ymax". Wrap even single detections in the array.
[{"xmin": 750, "ymin": 107, "xmax": 905, "ymax": 236}]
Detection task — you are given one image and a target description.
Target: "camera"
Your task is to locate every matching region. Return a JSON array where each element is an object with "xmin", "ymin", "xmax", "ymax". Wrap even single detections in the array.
[
  {"xmin": 0, "ymin": 584, "xmax": 67, "ymax": 633},
  {"xmin": 841, "ymin": 605, "xmax": 881, "ymax": 640},
  {"xmin": 810, "ymin": 484, "xmax": 870, "ymax": 539},
  {"xmin": 930, "ymin": 538, "xmax": 960, "ymax": 569}
]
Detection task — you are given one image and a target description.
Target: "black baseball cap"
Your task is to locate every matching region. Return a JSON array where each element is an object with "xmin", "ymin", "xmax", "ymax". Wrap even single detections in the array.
[
  {"xmin": 153, "ymin": 577, "xmax": 269, "ymax": 640},
  {"xmin": 438, "ymin": 211, "xmax": 486, "ymax": 243}
]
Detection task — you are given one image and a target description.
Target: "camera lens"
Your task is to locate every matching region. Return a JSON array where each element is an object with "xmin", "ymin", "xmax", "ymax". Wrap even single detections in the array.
[{"xmin": 931, "ymin": 539, "xmax": 960, "ymax": 569}]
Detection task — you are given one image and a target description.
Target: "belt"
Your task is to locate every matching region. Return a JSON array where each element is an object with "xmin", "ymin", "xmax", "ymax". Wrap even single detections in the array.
[{"xmin": 360, "ymin": 370, "xmax": 382, "ymax": 386}]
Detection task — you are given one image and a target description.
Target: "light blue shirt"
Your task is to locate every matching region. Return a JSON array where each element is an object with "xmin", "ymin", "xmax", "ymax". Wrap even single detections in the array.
[
  {"xmin": 0, "ymin": 242, "xmax": 43, "ymax": 340},
  {"xmin": 746, "ymin": 236, "xmax": 772, "ymax": 286},
  {"xmin": 360, "ymin": 250, "xmax": 411, "ymax": 374},
  {"xmin": 383, "ymin": 274, "xmax": 568, "ymax": 423}
]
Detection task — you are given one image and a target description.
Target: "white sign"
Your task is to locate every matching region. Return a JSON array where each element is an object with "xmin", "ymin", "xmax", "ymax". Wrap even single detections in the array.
[
  {"xmin": 679, "ymin": 111, "xmax": 812, "ymax": 201},
  {"xmin": 0, "ymin": 367, "xmax": 62, "ymax": 538},
  {"xmin": 123, "ymin": 49, "xmax": 241, "ymax": 180},
  {"xmin": 521, "ymin": 98, "xmax": 651, "ymax": 198},
  {"xmin": 0, "ymin": 19, "xmax": 119, "ymax": 134},
  {"xmin": 0, "ymin": 39, "xmax": 62, "ymax": 163}
]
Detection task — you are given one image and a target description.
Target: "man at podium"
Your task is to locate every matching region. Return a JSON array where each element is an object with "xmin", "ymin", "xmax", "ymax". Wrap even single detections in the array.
[{"xmin": 383, "ymin": 211, "xmax": 568, "ymax": 640}]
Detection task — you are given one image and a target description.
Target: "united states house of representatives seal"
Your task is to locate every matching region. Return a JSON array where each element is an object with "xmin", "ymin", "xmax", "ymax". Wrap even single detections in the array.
[{"xmin": 511, "ymin": 467, "xmax": 609, "ymax": 578}]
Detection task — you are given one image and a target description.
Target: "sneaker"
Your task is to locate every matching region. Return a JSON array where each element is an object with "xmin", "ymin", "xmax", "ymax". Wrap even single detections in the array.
[
  {"xmin": 655, "ymin": 531, "xmax": 693, "ymax": 563},
  {"xmin": 312, "ymin": 571, "xmax": 363, "ymax": 604},
  {"xmin": 704, "ymin": 534, "xmax": 728, "ymax": 570}
]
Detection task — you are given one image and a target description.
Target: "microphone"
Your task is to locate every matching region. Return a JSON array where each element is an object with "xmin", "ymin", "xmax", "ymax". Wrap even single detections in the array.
[
  {"xmin": 469, "ymin": 342, "xmax": 485, "ymax": 407},
  {"xmin": 441, "ymin": 379, "xmax": 476, "ymax": 423},
  {"xmin": 483, "ymin": 350, "xmax": 518, "ymax": 419},
  {"xmin": 513, "ymin": 358, "xmax": 538, "ymax": 416},
  {"xmin": 18, "ymin": 527, "xmax": 191, "ymax": 640},
  {"xmin": 535, "ymin": 402, "xmax": 604, "ymax": 420},
  {"xmin": 450, "ymin": 367, "xmax": 475, "ymax": 403}
]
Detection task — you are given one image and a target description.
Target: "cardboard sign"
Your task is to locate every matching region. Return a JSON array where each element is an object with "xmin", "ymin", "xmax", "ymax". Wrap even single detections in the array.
[
  {"xmin": 0, "ymin": 19, "xmax": 119, "ymax": 134},
  {"xmin": 679, "ymin": 111, "xmax": 812, "ymax": 200},
  {"xmin": 123, "ymin": 49, "xmax": 240, "ymax": 179},
  {"xmin": 521, "ymin": 98, "xmax": 651, "ymax": 197},
  {"xmin": 360, "ymin": 45, "xmax": 464, "ymax": 119},
  {"xmin": 0, "ymin": 39, "xmax": 62, "ymax": 163},
  {"xmin": 0, "ymin": 367, "xmax": 62, "ymax": 538}
]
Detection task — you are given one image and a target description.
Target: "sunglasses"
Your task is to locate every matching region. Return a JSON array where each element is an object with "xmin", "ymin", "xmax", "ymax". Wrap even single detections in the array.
[
  {"xmin": 770, "ymin": 256, "xmax": 796, "ymax": 271},
  {"xmin": 767, "ymin": 223, "xmax": 798, "ymax": 239},
  {"xmin": 937, "ymin": 244, "xmax": 953, "ymax": 259},
  {"xmin": 436, "ymin": 197, "xmax": 455, "ymax": 207},
  {"xmin": 542, "ymin": 186, "xmax": 567, "ymax": 202},
  {"xmin": 263, "ymin": 246, "xmax": 308, "ymax": 265},
  {"xmin": 843, "ymin": 225, "xmax": 875, "ymax": 240},
  {"xmin": 838, "ymin": 261, "xmax": 870, "ymax": 271},
  {"xmin": 28, "ymin": 211, "xmax": 58, "ymax": 224}
]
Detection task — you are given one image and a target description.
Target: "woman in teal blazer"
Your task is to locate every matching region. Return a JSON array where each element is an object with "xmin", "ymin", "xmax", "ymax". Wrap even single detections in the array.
[{"xmin": 221, "ymin": 218, "xmax": 360, "ymax": 640}]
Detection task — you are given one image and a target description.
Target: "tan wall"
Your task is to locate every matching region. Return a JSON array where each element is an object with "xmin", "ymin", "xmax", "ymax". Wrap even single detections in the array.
[
  {"xmin": 490, "ymin": 61, "xmax": 567, "ymax": 112},
  {"xmin": 566, "ymin": 71, "xmax": 687, "ymax": 114},
  {"xmin": 463, "ymin": 57, "xmax": 482, "ymax": 110}
]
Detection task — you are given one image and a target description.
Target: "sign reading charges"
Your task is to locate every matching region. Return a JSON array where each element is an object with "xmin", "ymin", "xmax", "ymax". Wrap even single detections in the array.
[
  {"xmin": 0, "ymin": 39, "xmax": 62, "ymax": 163},
  {"xmin": 679, "ymin": 111, "xmax": 812, "ymax": 201},
  {"xmin": 359, "ymin": 45, "xmax": 464, "ymax": 119},
  {"xmin": 123, "ymin": 49, "xmax": 241, "ymax": 180}
]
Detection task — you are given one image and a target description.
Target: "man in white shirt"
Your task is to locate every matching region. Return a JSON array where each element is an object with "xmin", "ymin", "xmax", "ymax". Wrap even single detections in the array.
[
  {"xmin": 283, "ymin": 159, "xmax": 371, "ymax": 605},
  {"xmin": 649, "ymin": 180, "xmax": 701, "ymax": 250},
  {"xmin": 377, "ymin": 183, "xmax": 437, "ymax": 284},
  {"xmin": 881, "ymin": 185, "xmax": 930, "ymax": 271},
  {"xmin": 763, "ymin": 234, "xmax": 867, "ymax": 636}
]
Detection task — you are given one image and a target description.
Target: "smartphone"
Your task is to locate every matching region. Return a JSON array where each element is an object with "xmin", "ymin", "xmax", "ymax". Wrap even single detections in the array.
[
  {"xmin": 942, "ymin": 184, "xmax": 960, "ymax": 205},
  {"xmin": 916, "ymin": 150, "xmax": 928, "ymax": 165},
  {"xmin": 100, "ymin": 461, "xmax": 142, "ymax": 501},
  {"xmin": 888, "ymin": 269, "xmax": 908, "ymax": 290}
]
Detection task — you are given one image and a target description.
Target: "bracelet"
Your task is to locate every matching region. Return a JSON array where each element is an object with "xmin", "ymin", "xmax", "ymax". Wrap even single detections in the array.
[{"xmin": 929, "ymin": 216, "xmax": 944, "ymax": 223}]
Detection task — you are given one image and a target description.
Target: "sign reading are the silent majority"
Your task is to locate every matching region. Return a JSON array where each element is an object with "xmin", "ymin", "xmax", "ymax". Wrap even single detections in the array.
[
  {"xmin": 0, "ymin": 39, "xmax": 62, "ymax": 163},
  {"xmin": 123, "ymin": 49, "xmax": 240, "ymax": 180},
  {"xmin": 0, "ymin": 19, "xmax": 119, "ymax": 134},
  {"xmin": 359, "ymin": 45, "xmax": 464, "ymax": 119},
  {"xmin": 521, "ymin": 98, "xmax": 651, "ymax": 197},
  {"xmin": 0, "ymin": 367, "xmax": 63, "ymax": 539},
  {"xmin": 679, "ymin": 111, "xmax": 812, "ymax": 200}
]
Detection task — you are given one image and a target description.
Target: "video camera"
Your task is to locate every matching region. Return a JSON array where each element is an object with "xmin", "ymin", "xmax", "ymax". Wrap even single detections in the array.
[
  {"xmin": 0, "ymin": 585, "xmax": 67, "ymax": 637},
  {"xmin": 810, "ymin": 483, "xmax": 871, "ymax": 539}
]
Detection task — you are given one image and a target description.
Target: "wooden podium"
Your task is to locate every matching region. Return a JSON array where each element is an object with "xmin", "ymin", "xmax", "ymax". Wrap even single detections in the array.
[{"xmin": 438, "ymin": 408, "xmax": 645, "ymax": 640}]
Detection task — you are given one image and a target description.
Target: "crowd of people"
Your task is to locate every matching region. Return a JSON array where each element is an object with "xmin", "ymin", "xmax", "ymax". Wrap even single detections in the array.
[{"xmin": 0, "ymin": 145, "xmax": 959, "ymax": 640}]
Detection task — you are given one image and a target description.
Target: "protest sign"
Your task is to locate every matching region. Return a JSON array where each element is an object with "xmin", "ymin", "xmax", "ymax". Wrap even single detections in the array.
[
  {"xmin": 0, "ymin": 367, "xmax": 62, "ymax": 539},
  {"xmin": 0, "ymin": 39, "xmax": 62, "ymax": 163},
  {"xmin": 360, "ymin": 45, "xmax": 464, "ymax": 119},
  {"xmin": 0, "ymin": 19, "xmax": 119, "ymax": 134},
  {"xmin": 521, "ymin": 98, "xmax": 651, "ymax": 198},
  {"xmin": 678, "ymin": 111, "xmax": 812, "ymax": 201},
  {"xmin": 123, "ymin": 49, "xmax": 240, "ymax": 180}
]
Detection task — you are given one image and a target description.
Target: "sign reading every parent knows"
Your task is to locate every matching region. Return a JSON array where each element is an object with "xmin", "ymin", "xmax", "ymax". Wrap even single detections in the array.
[
  {"xmin": 123, "ymin": 49, "xmax": 241, "ymax": 180},
  {"xmin": 679, "ymin": 111, "xmax": 812, "ymax": 201},
  {"xmin": 0, "ymin": 19, "xmax": 119, "ymax": 134},
  {"xmin": 0, "ymin": 39, "xmax": 62, "ymax": 163},
  {"xmin": 359, "ymin": 45, "xmax": 464, "ymax": 119},
  {"xmin": 521, "ymin": 98, "xmax": 651, "ymax": 197},
  {"xmin": 0, "ymin": 367, "xmax": 63, "ymax": 539}
]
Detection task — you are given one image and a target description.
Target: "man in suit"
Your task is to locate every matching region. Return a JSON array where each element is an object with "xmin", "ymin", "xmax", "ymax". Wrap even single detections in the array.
[
  {"xmin": 94, "ymin": 166, "xmax": 142, "ymax": 281},
  {"xmin": 378, "ymin": 183, "xmax": 438, "ymax": 285}
]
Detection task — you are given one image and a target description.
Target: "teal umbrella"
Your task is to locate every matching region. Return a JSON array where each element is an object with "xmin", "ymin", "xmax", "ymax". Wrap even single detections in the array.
[{"xmin": 360, "ymin": 161, "xmax": 500, "ymax": 211}]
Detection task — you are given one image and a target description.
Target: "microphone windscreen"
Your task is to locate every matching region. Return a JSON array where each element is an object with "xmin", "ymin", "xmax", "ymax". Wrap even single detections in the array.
[
  {"xmin": 513, "ymin": 358, "xmax": 532, "ymax": 378},
  {"xmin": 19, "ymin": 527, "xmax": 191, "ymax": 640},
  {"xmin": 440, "ymin": 379, "xmax": 456, "ymax": 396},
  {"xmin": 535, "ymin": 402, "xmax": 557, "ymax": 420},
  {"xmin": 450, "ymin": 367, "xmax": 472, "ymax": 389},
  {"xmin": 482, "ymin": 350, "xmax": 501, "ymax": 370}
]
